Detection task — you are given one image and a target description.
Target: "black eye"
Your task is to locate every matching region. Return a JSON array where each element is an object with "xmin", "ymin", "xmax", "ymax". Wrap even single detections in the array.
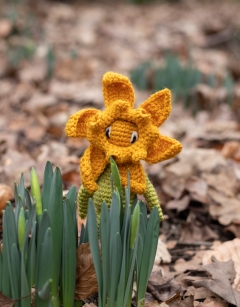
[
  {"xmin": 130, "ymin": 131, "xmax": 138, "ymax": 144},
  {"xmin": 105, "ymin": 126, "xmax": 111, "ymax": 138}
]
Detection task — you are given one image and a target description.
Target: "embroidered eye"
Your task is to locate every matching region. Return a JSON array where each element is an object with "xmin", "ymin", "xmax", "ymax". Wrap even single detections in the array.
[
  {"xmin": 105, "ymin": 126, "xmax": 111, "ymax": 138},
  {"xmin": 130, "ymin": 131, "xmax": 138, "ymax": 144}
]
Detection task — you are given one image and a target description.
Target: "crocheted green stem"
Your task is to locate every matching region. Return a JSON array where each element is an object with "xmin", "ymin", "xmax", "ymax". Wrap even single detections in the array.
[
  {"xmin": 78, "ymin": 166, "xmax": 135, "ymax": 221},
  {"xmin": 78, "ymin": 166, "xmax": 163, "ymax": 222},
  {"xmin": 144, "ymin": 176, "xmax": 164, "ymax": 221},
  {"xmin": 78, "ymin": 185, "xmax": 93, "ymax": 219}
]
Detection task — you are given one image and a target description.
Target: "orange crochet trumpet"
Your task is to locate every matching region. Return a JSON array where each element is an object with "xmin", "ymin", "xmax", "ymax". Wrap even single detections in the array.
[{"xmin": 65, "ymin": 72, "xmax": 182, "ymax": 221}]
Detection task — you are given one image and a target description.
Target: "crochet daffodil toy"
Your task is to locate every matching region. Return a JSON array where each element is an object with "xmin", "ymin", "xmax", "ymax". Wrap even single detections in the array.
[{"xmin": 65, "ymin": 72, "xmax": 182, "ymax": 222}]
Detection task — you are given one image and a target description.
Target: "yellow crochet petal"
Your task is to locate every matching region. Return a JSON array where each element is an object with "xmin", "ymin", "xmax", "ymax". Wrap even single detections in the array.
[
  {"xmin": 102, "ymin": 72, "xmax": 135, "ymax": 108},
  {"xmin": 118, "ymin": 162, "xmax": 146, "ymax": 194},
  {"xmin": 65, "ymin": 109, "xmax": 99, "ymax": 138},
  {"xmin": 145, "ymin": 135, "xmax": 182, "ymax": 164},
  {"xmin": 80, "ymin": 145, "xmax": 107, "ymax": 193},
  {"xmin": 139, "ymin": 88, "xmax": 171, "ymax": 127}
]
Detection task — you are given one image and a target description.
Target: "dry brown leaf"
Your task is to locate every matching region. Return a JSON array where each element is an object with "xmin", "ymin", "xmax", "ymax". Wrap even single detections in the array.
[
  {"xmin": 161, "ymin": 173, "xmax": 185, "ymax": 199},
  {"xmin": 49, "ymin": 80, "xmax": 103, "ymax": 105},
  {"xmin": 185, "ymin": 286, "xmax": 215, "ymax": 300},
  {"xmin": 24, "ymin": 92, "xmax": 57, "ymax": 112},
  {"xmin": 75, "ymin": 242, "xmax": 98, "ymax": 300},
  {"xmin": 166, "ymin": 241, "xmax": 177, "ymax": 250},
  {"xmin": 154, "ymin": 239, "xmax": 171, "ymax": 264},
  {"xmin": 185, "ymin": 177, "xmax": 208, "ymax": 204},
  {"xmin": 202, "ymin": 167, "xmax": 238, "ymax": 199},
  {"xmin": 165, "ymin": 148, "xmax": 227, "ymax": 177},
  {"xmin": 174, "ymin": 257, "xmax": 202, "ymax": 274},
  {"xmin": 208, "ymin": 188, "xmax": 240, "ymax": 225},
  {"xmin": 144, "ymin": 290, "xmax": 157, "ymax": 304},
  {"xmin": 202, "ymin": 238, "xmax": 240, "ymax": 291},
  {"xmin": 166, "ymin": 195, "xmax": 190, "ymax": 212},
  {"xmin": 145, "ymin": 300, "xmax": 163, "ymax": 307},
  {"xmin": 221, "ymin": 141, "xmax": 240, "ymax": 161},
  {"xmin": 0, "ymin": 80, "xmax": 15, "ymax": 99},
  {"xmin": 192, "ymin": 257, "xmax": 240, "ymax": 305},
  {"xmin": 55, "ymin": 57, "xmax": 93, "ymax": 82},
  {"xmin": 195, "ymin": 296, "xmax": 228, "ymax": 307},
  {"xmin": 0, "ymin": 184, "xmax": 13, "ymax": 213},
  {"xmin": 0, "ymin": 149, "xmax": 36, "ymax": 187},
  {"xmin": 225, "ymin": 222, "xmax": 240, "ymax": 238},
  {"xmin": 147, "ymin": 270, "xmax": 181, "ymax": 303},
  {"xmin": 82, "ymin": 304, "xmax": 97, "ymax": 307},
  {"xmin": 168, "ymin": 295, "xmax": 192, "ymax": 307},
  {"xmin": 18, "ymin": 60, "xmax": 47, "ymax": 83},
  {"xmin": 0, "ymin": 291, "xmax": 15, "ymax": 307},
  {"xmin": 179, "ymin": 212, "xmax": 218, "ymax": 242}
]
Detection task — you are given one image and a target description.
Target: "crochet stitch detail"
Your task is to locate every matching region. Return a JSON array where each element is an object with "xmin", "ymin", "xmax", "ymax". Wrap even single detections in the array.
[{"xmin": 144, "ymin": 176, "xmax": 164, "ymax": 221}]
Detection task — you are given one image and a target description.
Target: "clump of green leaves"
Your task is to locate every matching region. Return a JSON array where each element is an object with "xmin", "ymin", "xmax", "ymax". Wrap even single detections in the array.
[
  {"xmin": 6, "ymin": 42, "xmax": 36, "ymax": 68},
  {"xmin": 87, "ymin": 157, "xmax": 160, "ymax": 307},
  {"xmin": 0, "ymin": 162, "xmax": 78, "ymax": 307},
  {"xmin": 130, "ymin": 55, "xmax": 234, "ymax": 113},
  {"xmin": 1, "ymin": 159, "xmax": 160, "ymax": 307}
]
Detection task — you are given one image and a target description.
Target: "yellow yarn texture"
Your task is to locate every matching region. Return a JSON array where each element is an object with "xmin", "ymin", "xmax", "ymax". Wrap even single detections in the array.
[{"xmin": 66, "ymin": 71, "xmax": 182, "ymax": 220}]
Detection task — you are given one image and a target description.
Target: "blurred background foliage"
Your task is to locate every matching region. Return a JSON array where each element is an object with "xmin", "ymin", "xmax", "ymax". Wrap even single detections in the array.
[
  {"xmin": 130, "ymin": 55, "xmax": 234, "ymax": 114},
  {"xmin": 1, "ymin": 0, "xmax": 240, "ymax": 116}
]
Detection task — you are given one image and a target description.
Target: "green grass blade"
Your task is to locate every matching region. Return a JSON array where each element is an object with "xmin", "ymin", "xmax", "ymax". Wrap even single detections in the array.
[
  {"xmin": 10, "ymin": 244, "xmax": 20, "ymax": 306},
  {"xmin": 14, "ymin": 182, "xmax": 20, "ymax": 224},
  {"xmin": 25, "ymin": 188, "xmax": 32, "ymax": 214},
  {"xmin": 108, "ymin": 233, "xmax": 122, "ymax": 307},
  {"xmin": 84, "ymin": 218, "xmax": 89, "ymax": 243},
  {"xmin": 38, "ymin": 279, "xmax": 53, "ymax": 300},
  {"xmin": 79, "ymin": 224, "xmax": 86, "ymax": 245},
  {"xmin": 146, "ymin": 209, "xmax": 159, "ymax": 278},
  {"xmin": 62, "ymin": 199, "xmax": 76, "ymax": 307},
  {"xmin": 21, "ymin": 244, "xmax": 31, "ymax": 307},
  {"xmin": 125, "ymin": 187, "xmax": 130, "ymax": 210},
  {"xmin": 100, "ymin": 202, "xmax": 110, "ymax": 307},
  {"xmin": 4, "ymin": 203, "xmax": 18, "ymax": 246},
  {"xmin": 21, "ymin": 203, "xmax": 36, "ymax": 303},
  {"xmin": 121, "ymin": 202, "xmax": 131, "ymax": 241},
  {"xmin": 110, "ymin": 156, "xmax": 122, "ymax": 196},
  {"xmin": 130, "ymin": 203, "xmax": 140, "ymax": 249},
  {"xmin": 35, "ymin": 228, "xmax": 53, "ymax": 307},
  {"xmin": 123, "ymin": 235, "xmax": 139, "ymax": 307},
  {"xmin": 2, "ymin": 212, "xmax": 11, "ymax": 296},
  {"xmin": 22, "ymin": 204, "xmax": 36, "ymax": 256},
  {"xmin": 31, "ymin": 167, "xmax": 42, "ymax": 220},
  {"xmin": 25, "ymin": 209, "xmax": 29, "ymax": 221},
  {"xmin": 87, "ymin": 199, "xmax": 103, "ymax": 307},
  {"xmin": 66, "ymin": 186, "xmax": 77, "ymax": 210},
  {"xmin": 27, "ymin": 221, "xmax": 37, "ymax": 288},
  {"xmin": 4, "ymin": 203, "xmax": 18, "ymax": 297},
  {"xmin": 18, "ymin": 173, "xmax": 25, "ymax": 208},
  {"xmin": 66, "ymin": 186, "xmax": 77, "ymax": 247},
  {"xmin": 47, "ymin": 166, "xmax": 63, "ymax": 297},
  {"xmin": 137, "ymin": 207, "xmax": 159, "ymax": 304},
  {"xmin": 116, "ymin": 206, "xmax": 131, "ymax": 307},
  {"xmin": 18, "ymin": 207, "xmax": 25, "ymax": 252},
  {"xmin": 116, "ymin": 249, "xmax": 126, "ymax": 307},
  {"xmin": 37, "ymin": 210, "xmax": 51, "ymax": 254},
  {"xmin": 136, "ymin": 234, "xmax": 143, "ymax": 279},
  {"xmin": 110, "ymin": 194, "xmax": 120, "ymax": 259},
  {"xmin": 42, "ymin": 161, "xmax": 53, "ymax": 211},
  {"xmin": 138, "ymin": 202, "xmax": 147, "ymax": 250}
]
